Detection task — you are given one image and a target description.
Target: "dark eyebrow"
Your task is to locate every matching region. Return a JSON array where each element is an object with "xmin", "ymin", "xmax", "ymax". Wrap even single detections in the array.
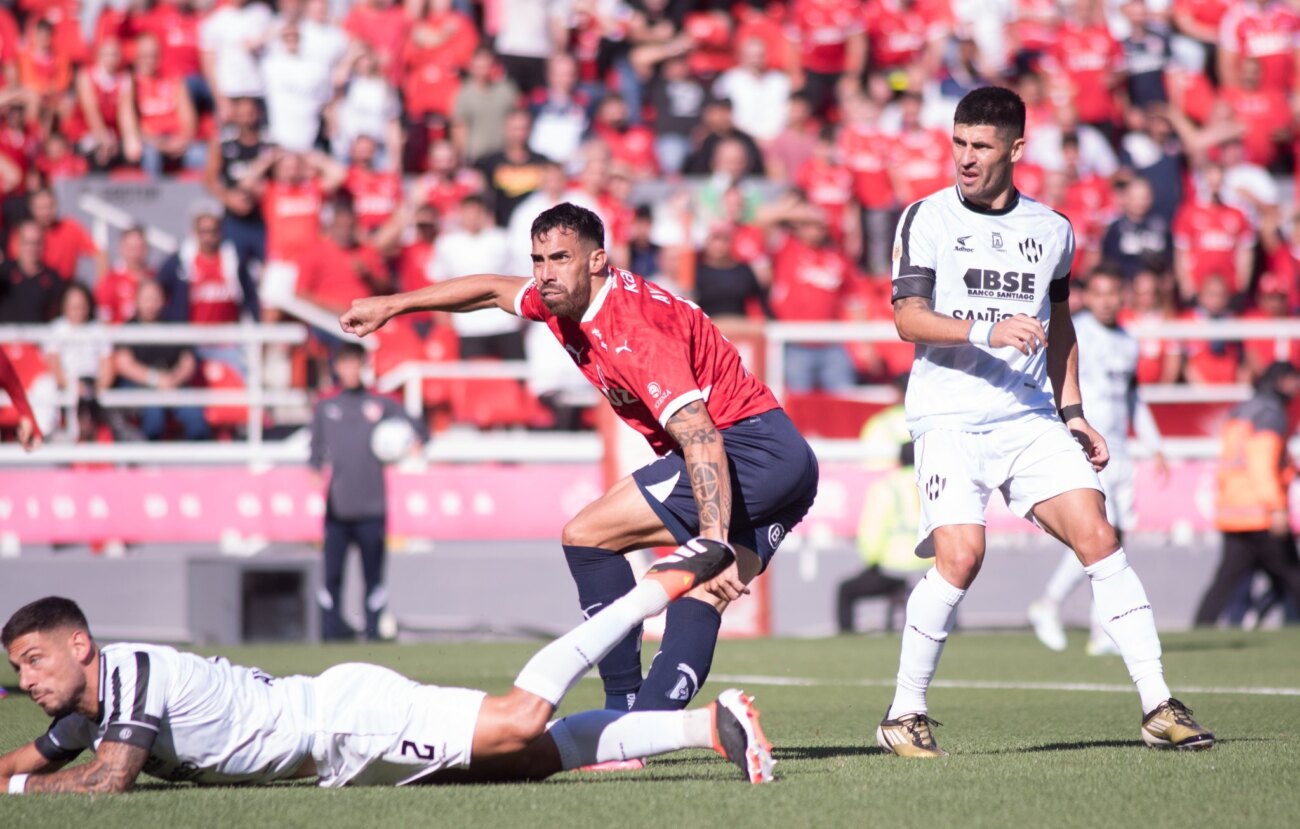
[{"xmin": 548, "ymin": 251, "xmax": 569, "ymax": 260}]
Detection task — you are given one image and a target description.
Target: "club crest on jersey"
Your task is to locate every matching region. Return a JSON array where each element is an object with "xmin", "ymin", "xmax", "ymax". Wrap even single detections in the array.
[
  {"xmin": 954, "ymin": 235, "xmax": 974, "ymax": 252},
  {"xmin": 1019, "ymin": 237, "xmax": 1042, "ymax": 263},
  {"xmin": 991, "ymin": 232, "xmax": 1004, "ymax": 250}
]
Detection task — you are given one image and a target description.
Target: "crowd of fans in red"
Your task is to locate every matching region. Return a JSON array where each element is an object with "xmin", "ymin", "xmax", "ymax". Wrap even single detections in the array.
[{"xmin": 0, "ymin": 0, "xmax": 1298, "ymax": 440}]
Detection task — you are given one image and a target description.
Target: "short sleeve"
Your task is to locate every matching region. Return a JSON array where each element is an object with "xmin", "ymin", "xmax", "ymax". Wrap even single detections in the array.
[
  {"xmin": 34, "ymin": 714, "xmax": 93, "ymax": 763},
  {"xmin": 514, "ymin": 280, "xmax": 551, "ymax": 322},
  {"xmin": 890, "ymin": 200, "xmax": 937, "ymax": 302},
  {"xmin": 100, "ymin": 650, "xmax": 165, "ymax": 750},
  {"xmin": 1049, "ymin": 217, "xmax": 1075, "ymax": 302}
]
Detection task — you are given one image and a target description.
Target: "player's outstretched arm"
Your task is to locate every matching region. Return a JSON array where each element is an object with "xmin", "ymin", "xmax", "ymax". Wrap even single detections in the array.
[
  {"xmin": 339, "ymin": 274, "xmax": 531, "ymax": 338},
  {"xmin": 0, "ymin": 742, "xmax": 66, "ymax": 779},
  {"xmin": 4, "ymin": 741, "xmax": 148, "ymax": 795},
  {"xmin": 1048, "ymin": 301, "xmax": 1108, "ymax": 471},
  {"xmin": 893, "ymin": 296, "xmax": 1047, "ymax": 354},
  {"xmin": 664, "ymin": 402, "xmax": 744, "ymax": 602}
]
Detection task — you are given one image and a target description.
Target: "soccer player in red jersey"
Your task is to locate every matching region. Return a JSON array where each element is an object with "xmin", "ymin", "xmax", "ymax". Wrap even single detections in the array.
[
  {"xmin": 0, "ymin": 344, "xmax": 42, "ymax": 451},
  {"xmin": 342, "ymin": 204, "xmax": 819, "ymax": 716}
]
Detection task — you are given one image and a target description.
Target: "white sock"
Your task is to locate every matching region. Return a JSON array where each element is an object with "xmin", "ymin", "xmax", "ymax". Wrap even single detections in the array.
[
  {"xmin": 1088, "ymin": 600, "xmax": 1107, "ymax": 645},
  {"xmin": 514, "ymin": 581, "xmax": 671, "ymax": 706},
  {"xmin": 548, "ymin": 708, "xmax": 714, "ymax": 769},
  {"xmin": 1085, "ymin": 549, "xmax": 1171, "ymax": 714},
  {"xmin": 1042, "ymin": 548, "xmax": 1086, "ymax": 607},
  {"xmin": 888, "ymin": 568, "xmax": 966, "ymax": 719}
]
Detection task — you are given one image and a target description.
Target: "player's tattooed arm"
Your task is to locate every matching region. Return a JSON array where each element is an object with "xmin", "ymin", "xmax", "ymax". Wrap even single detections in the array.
[
  {"xmin": 21, "ymin": 741, "xmax": 148, "ymax": 794},
  {"xmin": 666, "ymin": 402, "xmax": 732, "ymax": 543}
]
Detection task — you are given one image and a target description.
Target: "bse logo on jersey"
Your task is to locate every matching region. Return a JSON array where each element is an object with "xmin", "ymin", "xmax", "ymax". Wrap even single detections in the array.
[{"xmin": 962, "ymin": 268, "xmax": 1036, "ymax": 302}]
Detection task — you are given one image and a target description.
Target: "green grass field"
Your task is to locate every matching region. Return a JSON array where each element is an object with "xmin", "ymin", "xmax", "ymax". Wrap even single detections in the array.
[{"xmin": 2, "ymin": 629, "xmax": 1298, "ymax": 828}]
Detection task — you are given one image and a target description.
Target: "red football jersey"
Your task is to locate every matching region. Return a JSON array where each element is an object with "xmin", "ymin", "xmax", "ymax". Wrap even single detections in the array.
[
  {"xmin": 1047, "ymin": 23, "xmax": 1122, "ymax": 124},
  {"xmin": 863, "ymin": 0, "xmax": 949, "ymax": 70},
  {"xmin": 187, "ymin": 251, "xmax": 241, "ymax": 323},
  {"xmin": 1219, "ymin": 2, "xmax": 1300, "ymax": 92},
  {"xmin": 890, "ymin": 128, "xmax": 952, "ymax": 205},
  {"xmin": 263, "ymin": 180, "xmax": 324, "ymax": 265},
  {"xmin": 838, "ymin": 123, "xmax": 896, "ymax": 210},
  {"xmin": 515, "ymin": 268, "xmax": 779, "ymax": 454},
  {"xmin": 345, "ymin": 166, "xmax": 403, "ymax": 232},
  {"xmin": 1221, "ymin": 86, "xmax": 1290, "ymax": 166},
  {"xmin": 1172, "ymin": 199, "xmax": 1254, "ymax": 292},
  {"xmin": 770, "ymin": 236, "xmax": 855, "ymax": 322},
  {"xmin": 94, "ymin": 268, "xmax": 143, "ymax": 323},
  {"xmin": 789, "ymin": 0, "xmax": 864, "ymax": 74},
  {"xmin": 796, "ymin": 155, "xmax": 854, "ymax": 242}
]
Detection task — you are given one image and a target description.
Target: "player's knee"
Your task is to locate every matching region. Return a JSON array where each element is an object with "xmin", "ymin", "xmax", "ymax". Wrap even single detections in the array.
[
  {"xmin": 940, "ymin": 550, "xmax": 984, "ymax": 587},
  {"xmin": 560, "ymin": 517, "xmax": 593, "ymax": 548},
  {"xmin": 1074, "ymin": 522, "xmax": 1120, "ymax": 564},
  {"xmin": 503, "ymin": 692, "xmax": 553, "ymax": 745}
]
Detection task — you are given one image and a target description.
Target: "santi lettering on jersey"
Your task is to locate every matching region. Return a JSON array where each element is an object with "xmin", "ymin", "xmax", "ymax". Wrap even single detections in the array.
[
  {"xmin": 962, "ymin": 268, "xmax": 1036, "ymax": 301},
  {"xmin": 951, "ymin": 307, "xmax": 1016, "ymax": 322}
]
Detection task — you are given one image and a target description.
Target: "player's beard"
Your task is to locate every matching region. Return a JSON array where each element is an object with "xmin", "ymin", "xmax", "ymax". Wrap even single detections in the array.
[{"xmin": 540, "ymin": 281, "xmax": 589, "ymax": 318}]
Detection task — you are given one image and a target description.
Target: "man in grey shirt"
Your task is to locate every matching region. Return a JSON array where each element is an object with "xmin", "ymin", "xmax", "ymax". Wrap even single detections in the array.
[{"xmin": 309, "ymin": 344, "xmax": 423, "ymax": 640}]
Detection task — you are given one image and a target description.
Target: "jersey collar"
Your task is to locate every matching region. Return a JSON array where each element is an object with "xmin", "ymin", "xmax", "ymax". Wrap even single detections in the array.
[
  {"xmin": 581, "ymin": 272, "xmax": 614, "ymax": 323},
  {"xmin": 956, "ymin": 185, "xmax": 1021, "ymax": 216}
]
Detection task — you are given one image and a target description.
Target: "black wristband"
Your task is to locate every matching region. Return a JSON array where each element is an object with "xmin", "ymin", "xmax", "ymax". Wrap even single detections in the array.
[{"xmin": 1059, "ymin": 404, "xmax": 1085, "ymax": 422}]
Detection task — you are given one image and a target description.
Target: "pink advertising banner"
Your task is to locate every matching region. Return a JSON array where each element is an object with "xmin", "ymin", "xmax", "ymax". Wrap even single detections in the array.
[{"xmin": 0, "ymin": 461, "xmax": 1246, "ymax": 544}]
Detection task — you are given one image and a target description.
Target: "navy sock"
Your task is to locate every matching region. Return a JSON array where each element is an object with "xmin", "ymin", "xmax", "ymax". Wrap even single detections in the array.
[
  {"xmin": 631, "ymin": 598, "xmax": 722, "ymax": 711},
  {"xmin": 562, "ymin": 544, "xmax": 643, "ymax": 710}
]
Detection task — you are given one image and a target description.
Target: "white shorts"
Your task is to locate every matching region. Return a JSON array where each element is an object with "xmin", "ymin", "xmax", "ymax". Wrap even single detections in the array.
[
  {"xmin": 913, "ymin": 416, "xmax": 1103, "ymax": 556},
  {"xmin": 310, "ymin": 663, "xmax": 486, "ymax": 788},
  {"xmin": 1098, "ymin": 455, "xmax": 1135, "ymax": 532}
]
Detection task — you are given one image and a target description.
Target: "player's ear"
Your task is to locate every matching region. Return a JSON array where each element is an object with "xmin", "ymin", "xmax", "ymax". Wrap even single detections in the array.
[
  {"xmin": 1009, "ymin": 135, "xmax": 1026, "ymax": 164},
  {"xmin": 69, "ymin": 629, "xmax": 94, "ymax": 664},
  {"xmin": 589, "ymin": 245, "xmax": 607, "ymax": 275}
]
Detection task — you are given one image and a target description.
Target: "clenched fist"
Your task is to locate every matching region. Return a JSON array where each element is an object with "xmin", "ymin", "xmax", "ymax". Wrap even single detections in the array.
[{"xmin": 339, "ymin": 296, "xmax": 395, "ymax": 338}]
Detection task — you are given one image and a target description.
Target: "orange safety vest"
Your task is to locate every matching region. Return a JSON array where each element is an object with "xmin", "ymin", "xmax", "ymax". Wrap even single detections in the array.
[{"xmin": 1215, "ymin": 396, "xmax": 1294, "ymax": 533}]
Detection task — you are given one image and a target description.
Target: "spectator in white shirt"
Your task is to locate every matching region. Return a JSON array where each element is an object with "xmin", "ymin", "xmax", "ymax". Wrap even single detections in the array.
[
  {"xmin": 200, "ymin": 0, "xmax": 274, "ymax": 117},
  {"xmin": 330, "ymin": 47, "xmax": 402, "ymax": 167},
  {"xmin": 712, "ymin": 38, "xmax": 790, "ymax": 143},
  {"xmin": 429, "ymin": 194, "xmax": 525, "ymax": 359},
  {"xmin": 262, "ymin": 24, "xmax": 333, "ymax": 153}
]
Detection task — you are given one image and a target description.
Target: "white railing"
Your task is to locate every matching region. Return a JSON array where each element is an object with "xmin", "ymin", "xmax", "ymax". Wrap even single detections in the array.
[
  {"xmin": 762, "ymin": 318, "xmax": 1300, "ymax": 402},
  {"xmin": 79, "ymin": 193, "xmax": 179, "ymax": 256},
  {"xmin": 377, "ymin": 359, "xmax": 533, "ymax": 418},
  {"xmin": 0, "ymin": 323, "xmax": 308, "ymax": 445},
  {"xmin": 3, "ymin": 318, "xmax": 1297, "ymax": 465}
]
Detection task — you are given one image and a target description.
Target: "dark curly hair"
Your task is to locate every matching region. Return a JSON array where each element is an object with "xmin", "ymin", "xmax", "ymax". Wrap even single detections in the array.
[
  {"xmin": 531, "ymin": 202, "xmax": 606, "ymax": 249},
  {"xmin": 954, "ymin": 87, "xmax": 1026, "ymax": 140}
]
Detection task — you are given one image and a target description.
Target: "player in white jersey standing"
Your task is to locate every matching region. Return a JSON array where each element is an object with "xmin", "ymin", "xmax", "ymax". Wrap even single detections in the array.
[
  {"xmin": 1027, "ymin": 265, "xmax": 1169, "ymax": 655},
  {"xmin": 0, "ymin": 548, "xmax": 776, "ymax": 795},
  {"xmin": 877, "ymin": 86, "xmax": 1213, "ymax": 757}
]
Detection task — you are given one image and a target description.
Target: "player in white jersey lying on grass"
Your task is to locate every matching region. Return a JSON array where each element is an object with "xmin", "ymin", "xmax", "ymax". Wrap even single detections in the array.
[
  {"xmin": 879, "ymin": 86, "xmax": 1213, "ymax": 757},
  {"xmin": 0, "ymin": 540, "xmax": 775, "ymax": 795},
  {"xmin": 1026, "ymin": 265, "xmax": 1169, "ymax": 656}
]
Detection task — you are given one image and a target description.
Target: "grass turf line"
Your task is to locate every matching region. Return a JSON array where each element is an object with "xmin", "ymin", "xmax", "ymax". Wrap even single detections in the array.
[{"xmin": 1, "ymin": 629, "xmax": 1297, "ymax": 829}]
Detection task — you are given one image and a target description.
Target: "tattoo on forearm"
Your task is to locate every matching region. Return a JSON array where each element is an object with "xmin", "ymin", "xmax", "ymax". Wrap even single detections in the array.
[
  {"xmin": 689, "ymin": 460, "xmax": 731, "ymax": 538},
  {"xmin": 667, "ymin": 402, "xmax": 732, "ymax": 538},
  {"xmin": 892, "ymin": 296, "xmax": 933, "ymax": 312},
  {"xmin": 25, "ymin": 743, "xmax": 143, "ymax": 794}
]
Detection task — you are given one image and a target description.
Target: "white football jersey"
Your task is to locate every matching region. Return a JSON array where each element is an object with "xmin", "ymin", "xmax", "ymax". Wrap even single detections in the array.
[
  {"xmin": 1073, "ymin": 310, "xmax": 1162, "ymax": 460},
  {"xmin": 891, "ymin": 186, "xmax": 1075, "ymax": 437},
  {"xmin": 35, "ymin": 643, "xmax": 315, "ymax": 785}
]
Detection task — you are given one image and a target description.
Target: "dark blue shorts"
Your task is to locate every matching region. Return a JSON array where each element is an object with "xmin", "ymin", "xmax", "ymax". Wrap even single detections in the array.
[{"xmin": 632, "ymin": 408, "xmax": 819, "ymax": 571}]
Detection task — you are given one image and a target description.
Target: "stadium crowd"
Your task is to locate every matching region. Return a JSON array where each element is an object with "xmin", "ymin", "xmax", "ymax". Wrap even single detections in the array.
[{"xmin": 0, "ymin": 0, "xmax": 1298, "ymax": 440}]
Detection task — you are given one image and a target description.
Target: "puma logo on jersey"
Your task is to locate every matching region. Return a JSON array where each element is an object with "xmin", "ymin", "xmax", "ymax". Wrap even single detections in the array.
[
  {"xmin": 962, "ymin": 268, "xmax": 1036, "ymax": 301},
  {"xmin": 615, "ymin": 339, "xmax": 632, "ymax": 354},
  {"xmin": 564, "ymin": 343, "xmax": 585, "ymax": 362}
]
